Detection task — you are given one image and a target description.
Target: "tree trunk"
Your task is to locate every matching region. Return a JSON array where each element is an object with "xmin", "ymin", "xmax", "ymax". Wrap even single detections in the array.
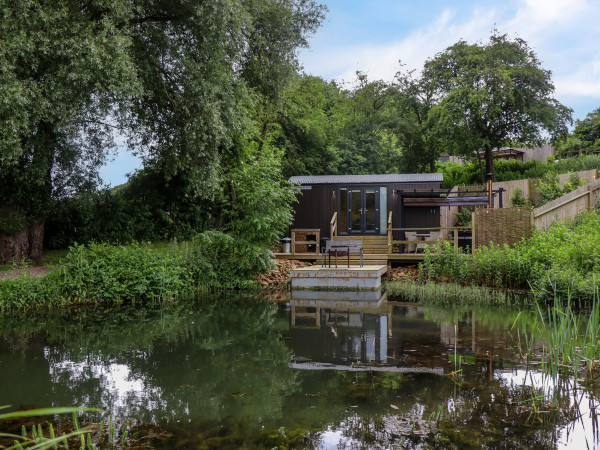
[
  {"xmin": 0, "ymin": 205, "xmax": 45, "ymax": 264},
  {"xmin": 0, "ymin": 227, "xmax": 30, "ymax": 264},
  {"xmin": 28, "ymin": 218, "xmax": 45, "ymax": 263}
]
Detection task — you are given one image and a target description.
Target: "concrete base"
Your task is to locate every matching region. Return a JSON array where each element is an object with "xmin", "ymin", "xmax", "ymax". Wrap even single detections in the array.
[
  {"xmin": 290, "ymin": 265, "xmax": 387, "ymax": 291},
  {"xmin": 290, "ymin": 290, "xmax": 386, "ymax": 309}
]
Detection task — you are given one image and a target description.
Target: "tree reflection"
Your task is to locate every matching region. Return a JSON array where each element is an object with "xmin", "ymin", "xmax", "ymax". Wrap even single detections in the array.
[{"xmin": 0, "ymin": 297, "xmax": 298, "ymax": 424}]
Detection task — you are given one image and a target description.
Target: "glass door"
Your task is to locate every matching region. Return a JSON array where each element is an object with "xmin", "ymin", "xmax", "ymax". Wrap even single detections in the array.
[{"xmin": 339, "ymin": 187, "xmax": 380, "ymax": 234}]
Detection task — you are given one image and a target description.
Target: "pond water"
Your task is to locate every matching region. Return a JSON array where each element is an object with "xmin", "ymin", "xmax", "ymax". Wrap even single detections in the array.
[{"xmin": 0, "ymin": 291, "xmax": 599, "ymax": 448}]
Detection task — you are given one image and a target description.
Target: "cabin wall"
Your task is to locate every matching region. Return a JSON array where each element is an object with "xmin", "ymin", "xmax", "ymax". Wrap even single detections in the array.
[
  {"xmin": 290, "ymin": 184, "xmax": 336, "ymax": 238},
  {"xmin": 290, "ymin": 181, "xmax": 442, "ymax": 239}
]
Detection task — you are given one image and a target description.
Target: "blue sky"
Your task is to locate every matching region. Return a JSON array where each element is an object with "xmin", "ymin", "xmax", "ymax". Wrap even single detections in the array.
[{"xmin": 100, "ymin": 0, "xmax": 600, "ymax": 186}]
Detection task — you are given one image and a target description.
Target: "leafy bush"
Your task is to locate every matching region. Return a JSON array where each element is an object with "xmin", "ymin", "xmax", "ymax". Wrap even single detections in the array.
[
  {"xmin": 510, "ymin": 188, "xmax": 528, "ymax": 207},
  {"xmin": 537, "ymin": 172, "xmax": 584, "ymax": 205},
  {"xmin": 437, "ymin": 154, "xmax": 600, "ymax": 189},
  {"xmin": 453, "ymin": 209, "xmax": 473, "ymax": 226},
  {"xmin": 0, "ymin": 271, "xmax": 65, "ymax": 310},
  {"xmin": 60, "ymin": 243, "xmax": 190, "ymax": 302},
  {"xmin": 1, "ymin": 235, "xmax": 275, "ymax": 309},
  {"xmin": 419, "ymin": 209, "xmax": 600, "ymax": 300},
  {"xmin": 180, "ymin": 230, "xmax": 274, "ymax": 289}
]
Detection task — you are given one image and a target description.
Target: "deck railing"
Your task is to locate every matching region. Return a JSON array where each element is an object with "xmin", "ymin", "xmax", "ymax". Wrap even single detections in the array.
[
  {"xmin": 330, "ymin": 212, "xmax": 338, "ymax": 239},
  {"xmin": 386, "ymin": 225, "xmax": 472, "ymax": 254},
  {"xmin": 387, "ymin": 211, "xmax": 393, "ymax": 255}
]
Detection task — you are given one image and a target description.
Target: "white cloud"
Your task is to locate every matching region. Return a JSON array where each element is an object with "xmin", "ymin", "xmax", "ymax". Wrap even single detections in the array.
[
  {"xmin": 302, "ymin": 7, "xmax": 497, "ymax": 85},
  {"xmin": 300, "ymin": 0, "xmax": 600, "ymax": 112},
  {"xmin": 555, "ymin": 59, "xmax": 600, "ymax": 97}
]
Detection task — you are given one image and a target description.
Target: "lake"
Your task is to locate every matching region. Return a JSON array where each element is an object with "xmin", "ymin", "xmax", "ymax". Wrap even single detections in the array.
[{"xmin": 0, "ymin": 291, "xmax": 598, "ymax": 448}]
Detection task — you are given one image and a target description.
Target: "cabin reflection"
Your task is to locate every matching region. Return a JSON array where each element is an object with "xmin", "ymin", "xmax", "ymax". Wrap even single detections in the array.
[
  {"xmin": 288, "ymin": 292, "xmax": 512, "ymax": 374},
  {"xmin": 289, "ymin": 291, "xmax": 447, "ymax": 370}
]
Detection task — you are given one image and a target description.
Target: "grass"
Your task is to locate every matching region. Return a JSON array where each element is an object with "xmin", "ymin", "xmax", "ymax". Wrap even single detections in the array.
[
  {"xmin": 385, "ymin": 279, "xmax": 532, "ymax": 306},
  {"xmin": 418, "ymin": 209, "xmax": 600, "ymax": 301}
]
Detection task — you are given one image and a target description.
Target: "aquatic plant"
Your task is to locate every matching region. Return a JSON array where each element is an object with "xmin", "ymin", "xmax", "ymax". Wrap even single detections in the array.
[{"xmin": 0, "ymin": 407, "xmax": 102, "ymax": 449}]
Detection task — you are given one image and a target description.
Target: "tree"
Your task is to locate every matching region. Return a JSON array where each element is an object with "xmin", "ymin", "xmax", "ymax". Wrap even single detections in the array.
[
  {"xmin": 391, "ymin": 68, "xmax": 444, "ymax": 173},
  {"xmin": 0, "ymin": 0, "xmax": 139, "ymax": 262},
  {"xmin": 422, "ymin": 33, "xmax": 572, "ymax": 181},
  {"xmin": 573, "ymin": 107, "xmax": 600, "ymax": 149},
  {"xmin": 0, "ymin": 0, "xmax": 325, "ymax": 263}
]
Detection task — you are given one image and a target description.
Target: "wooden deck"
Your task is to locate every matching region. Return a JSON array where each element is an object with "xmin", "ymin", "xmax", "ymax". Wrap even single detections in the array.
[{"xmin": 274, "ymin": 252, "xmax": 426, "ymax": 263}]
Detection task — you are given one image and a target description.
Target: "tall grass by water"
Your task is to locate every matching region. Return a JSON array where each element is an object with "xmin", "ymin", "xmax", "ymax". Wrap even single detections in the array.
[
  {"xmin": 386, "ymin": 279, "xmax": 531, "ymax": 306},
  {"xmin": 419, "ymin": 209, "xmax": 600, "ymax": 300}
]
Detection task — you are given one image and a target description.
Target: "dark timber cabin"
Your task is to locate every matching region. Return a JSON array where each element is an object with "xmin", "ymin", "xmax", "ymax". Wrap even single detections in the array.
[
  {"xmin": 281, "ymin": 173, "xmax": 468, "ymax": 263},
  {"xmin": 290, "ymin": 173, "xmax": 443, "ymax": 236}
]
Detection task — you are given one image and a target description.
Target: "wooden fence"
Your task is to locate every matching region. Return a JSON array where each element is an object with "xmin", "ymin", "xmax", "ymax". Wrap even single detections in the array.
[
  {"xmin": 458, "ymin": 169, "xmax": 599, "ymax": 208},
  {"xmin": 533, "ymin": 178, "xmax": 600, "ymax": 229},
  {"xmin": 471, "ymin": 208, "xmax": 534, "ymax": 249}
]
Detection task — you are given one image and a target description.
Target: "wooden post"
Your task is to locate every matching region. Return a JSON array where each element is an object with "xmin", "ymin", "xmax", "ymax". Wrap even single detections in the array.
[
  {"xmin": 387, "ymin": 211, "xmax": 393, "ymax": 255},
  {"xmin": 471, "ymin": 212, "xmax": 476, "ymax": 253},
  {"xmin": 453, "ymin": 227, "xmax": 458, "ymax": 248},
  {"xmin": 530, "ymin": 208, "xmax": 535, "ymax": 230},
  {"xmin": 291, "ymin": 231, "xmax": 296, "ymax": 256}
]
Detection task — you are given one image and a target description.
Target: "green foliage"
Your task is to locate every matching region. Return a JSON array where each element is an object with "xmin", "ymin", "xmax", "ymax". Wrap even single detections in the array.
[
  {"xmin": 554, "ymin": 106, "xmax": 600, "ymax": 156},
  {"xmin": 1, "ymin": 236, "xmax": 275, "ymax": 309},
  {"xmin": 537, "ymin": 172, "xmax": 583, "ymax": 204},
  {"xmin": 0, "ymin": 215, "xmax": 26, "ymax": 236},
  {"xmin": 44, "ymin": 168, "xmax": 220, "ymax": 249},
  {"xmin": 453, "ymin": 209, "xmax": 473, "ymax": 226},
  {"xmin": 437, "ymin": 154, "xmax": 600, "ymax": 189},
  {"xmin": 423, "ymin": 32, "xmax": 571, "ymax": 180},
  {"xmin": 228, "ymin": 151, "xmax": 298, "ymax": 245},
  {"xmin": 60, "ymin": 243, "xmax": 190, "ymax": 302},
  {"xmin": 510, "ymin": 188, "xmax": 528, "ymax": 207},
  {"xmin": 0, "ymin": 0, "xmax": 325, "ymax": 263},
  {"xmin": 419, "ymin": 209, "xmax": 600, "ymax": 300},
  {"xmin": 180, "ymin": 231, "xmax": 273, "ymax": 289}
]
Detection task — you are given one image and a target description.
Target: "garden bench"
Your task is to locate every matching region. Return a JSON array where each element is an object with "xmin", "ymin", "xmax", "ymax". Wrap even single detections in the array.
[{"xmin": 322, "ymin": 239, "xmax": 363, "ymax": 268}]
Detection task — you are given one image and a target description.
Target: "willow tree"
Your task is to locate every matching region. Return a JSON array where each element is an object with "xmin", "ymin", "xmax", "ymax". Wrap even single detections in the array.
[
  {"xmin": 0, "ymin": 0, "xmax": 325, "ymax": 263},
  {"xmin": 422, "ymin": 33, "xmax": 572, "ymax": 181}
]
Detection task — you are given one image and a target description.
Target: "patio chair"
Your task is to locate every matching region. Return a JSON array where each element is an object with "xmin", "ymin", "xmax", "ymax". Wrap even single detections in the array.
[
  {"xmin": 416, "ymin": 231, "xmax": 441, "ymax": 253},
  {"xmin": 404, "ymin": 231, "xmax": 417, "ymax": 253}
]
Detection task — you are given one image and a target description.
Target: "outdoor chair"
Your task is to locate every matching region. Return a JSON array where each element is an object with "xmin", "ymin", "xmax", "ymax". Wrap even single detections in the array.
[
  {"xmin": 404, "ymin": 231, "xmax": 417, "ymax": 253},
  {"xmin": 416, "ymin": 231, "xmax": 441, "ymax": 253}
]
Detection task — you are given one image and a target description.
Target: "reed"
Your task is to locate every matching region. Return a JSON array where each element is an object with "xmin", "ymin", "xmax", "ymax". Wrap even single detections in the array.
[
  {"xmin": 0, "ymin": 407, "xmax": 132, "ymax": 450},
  {"xmin": 385, "ymin": 280, "xmax": 530, "ymax": 306}
]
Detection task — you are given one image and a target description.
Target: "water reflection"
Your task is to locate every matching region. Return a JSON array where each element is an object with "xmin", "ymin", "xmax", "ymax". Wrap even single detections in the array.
[{"xmin": 0, "ymin": 295, "xmax": 599, "ymax": 448}]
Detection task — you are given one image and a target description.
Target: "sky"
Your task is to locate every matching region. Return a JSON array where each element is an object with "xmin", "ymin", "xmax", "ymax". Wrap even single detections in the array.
[{"xmin": 99, "ymin": 0, "xmax": 600, "ymax": 186}]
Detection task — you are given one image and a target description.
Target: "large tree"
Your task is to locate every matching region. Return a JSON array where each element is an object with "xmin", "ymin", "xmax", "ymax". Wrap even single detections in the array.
[
  {"xmin": 0, "ymin": 0, "xmax": 325, "ymax": 263},
  {"xmin": 573, "ymin": 107, "xmax": 600, "ymax": 149},
  {"xmin": 422, "ymin": 33, "xmax": 572, "ymax": 181}
]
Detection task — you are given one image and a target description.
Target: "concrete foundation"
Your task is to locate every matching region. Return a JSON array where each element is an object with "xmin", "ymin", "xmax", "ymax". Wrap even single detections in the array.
[
  {"xmin": 290, "ymin": 265, "xmax": 387, "ymax": 291},
  {"xmin": 291, "ymin": 289, "xmax": 386, "ymax": 308}
]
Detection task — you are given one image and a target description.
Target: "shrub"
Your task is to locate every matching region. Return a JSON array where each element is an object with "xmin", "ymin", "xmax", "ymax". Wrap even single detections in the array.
[
  {"xmin": 1, "ymin": 234, "xmax": 274, "ymax": 309},
  {"xmin": 180, "ymin": 230, "xmax": 273, "ymax": 289},
  {"xmin": 418, "ymin": 209, "xmax": 600, "ymax": 301},
  {"xmin": 510, "ymin": 188, "xmax": 528, "ymax": 207},
  {"xmin": 60, "ymin": 243, "xmax": 190, "ymax": 302}
]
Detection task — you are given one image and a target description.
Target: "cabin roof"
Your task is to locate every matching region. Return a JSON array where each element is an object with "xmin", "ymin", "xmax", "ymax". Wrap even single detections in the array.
[{"xmin": 288, "ymin": 173, "xmax": 443, "ymax": 185}]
